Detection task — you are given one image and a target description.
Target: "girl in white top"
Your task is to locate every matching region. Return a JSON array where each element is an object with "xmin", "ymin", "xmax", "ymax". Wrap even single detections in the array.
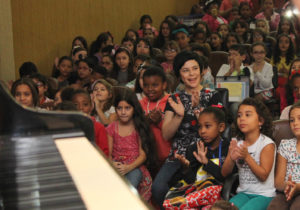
[
  {"xmin": 222, "ymin": 97, "xmax": 276, "ymax": 210},
  {"xmin": 250, "ymin": 42, "xmax": 274, "ymax": 101},
  {"xmin": 91, "ymin": 79, "xmax": 117, "ymax": 126},
  {"xmin": 268, "ymin": 101, "xmax": 300, "ymax": 210}
]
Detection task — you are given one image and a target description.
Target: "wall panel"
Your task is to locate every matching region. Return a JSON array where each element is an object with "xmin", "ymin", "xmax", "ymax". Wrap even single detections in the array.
[{"xmin": 11, "ymin": 0, "xmax": 197, "ymax": 77}]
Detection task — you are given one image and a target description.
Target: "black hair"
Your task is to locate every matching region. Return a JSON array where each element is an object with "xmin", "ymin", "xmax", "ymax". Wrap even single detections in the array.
[
  {"xmin": 89, "ymin": 32, "xmax": 113, "ymax": 56},
  {"xmin": 139, "ymin": 14, "xmax": 152, "ymax": 29},
  {"xmin": 101, "ymin": 45, "xmax": 115, "ymax": 55},
  {"xmin": 235, "ymin": 97, "xmax": 273, "ymax": 139},
  {"xmin": 72, "ymin": 36, "xmax": 88, "ymax": 50},
  {"xmin": 231, "ymin": 19, "xmax": 249, "ymax": 43},
  {"xmin": 173, "ymin": 51, "xmax": 203, "ymax": 78},
  {"xmin": 111, "ymin": 47, "xmax": 135, "ymax": 83},
  {"xmin": 114, "ymin": 87, "xmax": 158, "ymax": 172},
  {"xmin": 164, "ymin": 15, "xmax": 179, "ymax": 25},
  {"xmin": 93, "ymin": 65, "xmax": 108, "ymax": 78},
  {"xmin": 190, "ymin": 43, "xmax": 210, "ymax": 58},
  {"xmin": 76, "ymin": 56, "xmax": 97, "ymax": 70},
  {"xmin": 229, "ymin": 44, "xmax": 247, "ymax": 55},
  {"xmin": 154, "ymin": 20, "xmax": 175, "ymax": 49},
  {"xmin": 72, "ymin": 46, "xmax": 87, "ymax": 57},
  {"xmin": 51, "ymin": 56, "xmax": 73, "ymax": 78},
  {"xmin": 200, "ymin": 106, "xmax": 226, "ymax": 124},
  {"xmin": 19, "ymin": 62, "xmax": 38, "ymax": 78},
  {"xmin": 250, "ymin": 42, "xmax": 267, "ymax": 53},
  {"xmin": 54, "ymin": 101, "xmax": 78, "ymax": 111},
  {"xmin": 60, "ymin": 87, "xmax": 76, "ymax": 101},
  {"xmin": 249, "ymin": 28, "xmax": 266, "ymax": 43},
  {"xmin": 142, "ymin": 65, "xmax": 167, "ymax": 82},
  {"xmin": 11, "ymin": 78, "xmax": 39, "ymax": 107},
  {"xmin": 135, "ymin": 38, "xmax": 154, "ymax": 57},
  {"xmin": 272, "ymin": 33, "xmax": 295, "ymax": 65},
  {"xmin": 29, "ymin": 73, "xmax": 48, "ymax": 86},
  {"xmin": 223, "ymin": 32, "xmax": 240, "ymax": 51},
  {"xmin": 124, "ymin": 29, "xmax": 139, "ymax": 41},
  {"xmin": 193, "ymin": 21, "xmax": 211, "ymax": 37},
  {"xmin": 71, "ymin": 88, "xmax": 92, "ymax": 105}
]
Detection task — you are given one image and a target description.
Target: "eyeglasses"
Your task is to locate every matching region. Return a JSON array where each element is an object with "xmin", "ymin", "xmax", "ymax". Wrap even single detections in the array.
[{"xmin": 165, "ymin": 49, "xmax": 176, "ymax": 53}]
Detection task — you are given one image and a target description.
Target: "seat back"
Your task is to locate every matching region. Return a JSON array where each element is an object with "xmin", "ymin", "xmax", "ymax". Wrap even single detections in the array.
[
  {"xmin": 208, "ymin": 51, "xmax": 229, "ymax": 78},
  {"xmin": 272, "ymin": 120, "xmax": 294, "ymax": 147},
  {"xmin": 215, "ymin": 88, "xmax": 229, "ymax": 109}
]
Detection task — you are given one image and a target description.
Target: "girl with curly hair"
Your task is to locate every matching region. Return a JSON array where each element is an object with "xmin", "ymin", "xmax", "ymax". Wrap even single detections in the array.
[{"xmin": 222, "ymin": 97, "xmax": 275, "ymax": 210}]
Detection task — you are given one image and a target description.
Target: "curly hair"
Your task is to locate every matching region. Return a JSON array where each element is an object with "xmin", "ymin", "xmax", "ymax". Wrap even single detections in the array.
[
  {"xmin": 114, "ymin": 87, "xmax": 158, "ymax": 173},
  {"xmin": 235, "ymin": 97, "xmax": 273, "ymax": 139}
]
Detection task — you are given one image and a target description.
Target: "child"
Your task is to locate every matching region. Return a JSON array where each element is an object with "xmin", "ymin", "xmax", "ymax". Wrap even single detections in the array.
[
  {"xmin": 232, "ymin": 19, "xmax": 250, "ymax": 44},
  {"xmin": 271, "ymin": 34, "xmax": 296, "ymax": 106},
  {"xmin": 143, "ymin": 25, "xmax": 155, "ymax": 46},
  {"xmin": 76, "ymin": 57, "xmax": 94, "ymax": 88},
  {"xmin": 137, "ymin": 14, "xmax": 158, "ymax": 38},
  {"xmin": 106, "ymin": 88, "xmax": 157, "ymax": 201},
  {"xmin": 139, "ymin": 65, "xmax": 171, "ymax": 166},
  {"xmin": 250, "ymin": 42, "xmax": 273, "ymax": 101},
  {"xmin": 217, "ymin": 44, "xmax": 253, "ymax": 81},
  {"xmin": 268, "ymin": 101, "xmax": 300, "ymax": 210},
  {"xmin": 124, "ymin": 29, "xmax": 139, "ymax": 41},
  {"xmin": 210, "ymin": 32, "xmax": 223, "ymax": 51},
  {"xmin": 239, "ymin": 2, "xmax": 255, "ymax": 28},
  {"xmin": 161, "ymin": 41, "xmax": 180, "ymax": 74},
  {"xmin": 121, "ymin": 37, "xmax": 135, "ymax": 54},
  {"xmin": 11, "ymin": 78, "xmax": 39, "ymax": 108},
  {"xmin": 193, "ymin": 29, "xmax": 207, "ymax": 44},
  {"xmin": 221, "ymin": 98, "xmax": 276, "ymax": 210},
  {"xmin": 135, "ymin": 38, "xmax": 153, "ymax": 57},
  {"xmin": 111, "ymin": 47, "xmax": 135, "ymax": 86},
  {"xmin": 30, "ymin": 73, "xmax": 54, "ymax": 109},
  {"xmin": 202, "ymin": 0, "xmax": 228, "ymax": 32},
  {"xmin": 255, "ymin": 0, "xmax": 280, "ymax": 31},
  {"xmin": 89, "ymin": 32, "xmax": 113, "ymax": 62},
  {"xmin": 56, "ymin": 56, "xmax": 73, "ymax": 89},
  {"xmin": 223, "ymin": 33, "xmax": 240, "ymax": 52},
  {"xmin": 71, "ymin": 89, "xmax": 109, "ymax": 156},
  {"xmin": 91, "ymin": 79, "xmax": 117, "ymax": 126},
  {"xmin": 154, "ymin": 20, "xmax": 174, "ymax": 49},
  {"xmin": 217, "ymin": 44, "xmax": 254, "ymax": 118},
  {"xmin": 163, "ymin": 107, "xmax": 229, "ymax": 209},
  {"xmin": 100, "ymin": 54, "xmax": 114, "ymax": 74},
  {"xmin": 172, "ymin": 24, "xmax": 191, "ymax": 51},
  {"xmin": 280, "ymin": 58, "xmax": 300, "ymax": 119},
  {"xmin": 255, "ymin": 19, "xmax": 270, "ymax": 35},
  {"xmin": 217, "ymin": 24, "xmax": 230, "ymax": 39},
  {"xmin": 276, "ymin": 16, "xmax": 298, "ymax": 49},
  {"xmin": 71, "ymin": 36, "xmax": 88, "ymax": 51}
]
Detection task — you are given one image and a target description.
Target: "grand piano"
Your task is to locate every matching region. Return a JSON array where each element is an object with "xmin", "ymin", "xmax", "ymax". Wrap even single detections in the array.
[{"xmin": 0, "ymin": 81, "xmax": 149, "ymax": 209}]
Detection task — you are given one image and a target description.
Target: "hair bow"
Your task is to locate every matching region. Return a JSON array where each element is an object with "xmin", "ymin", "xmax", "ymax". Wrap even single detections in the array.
[{"xmin": 211, "ymin": 103, "xmax": 223, "ymax": 109}]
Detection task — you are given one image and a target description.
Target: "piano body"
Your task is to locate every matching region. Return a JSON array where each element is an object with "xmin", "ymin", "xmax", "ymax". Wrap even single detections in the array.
[{"xmin": 0, "ymin": 82, "xmax": 149, "ymax": 209}]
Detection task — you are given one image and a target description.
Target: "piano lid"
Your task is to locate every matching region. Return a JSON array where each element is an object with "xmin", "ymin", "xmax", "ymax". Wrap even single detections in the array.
[{"xmin": 0, "ymin": 81, "xmax": 94, "ymax": 141}]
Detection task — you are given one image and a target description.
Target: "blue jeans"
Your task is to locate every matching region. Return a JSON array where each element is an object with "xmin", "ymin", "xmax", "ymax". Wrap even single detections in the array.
[
  {"xmin": 152, "ymin": 160, "xmax": 181, "ymax": 209},
  {"xmin": 125, "ymin": 168, "xmax": 142, "ymax": 189}
]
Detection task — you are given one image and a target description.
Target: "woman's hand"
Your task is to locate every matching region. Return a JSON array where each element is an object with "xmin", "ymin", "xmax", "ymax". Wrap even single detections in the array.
[
  {"xmin": 168, "ymin": 95, "xmax": 184, "ymax": 117},
  {"xmin": 285, "ymin": 175, "xmax": 297, "ymax": 201},
  {"xmin": 175, "ymin": 153, "xmax": 190, "ymax": 167},
  {"xmin": 191, "ymin": 90, "xmax": 200, "ymax": 108},
  {"xmin": 193, "ymin": 141, "xmax": 208, "ymax": 165}
]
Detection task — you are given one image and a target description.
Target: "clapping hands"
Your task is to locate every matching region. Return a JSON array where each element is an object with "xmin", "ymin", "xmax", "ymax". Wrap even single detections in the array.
[{"xmin": 285, "ymin": 175, "xmax": 297, "ymax": 201}]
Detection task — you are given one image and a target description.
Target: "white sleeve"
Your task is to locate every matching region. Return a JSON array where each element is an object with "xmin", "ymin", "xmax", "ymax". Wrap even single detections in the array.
[{"xmin": 216, "ymin": 64, "xmax": 229, "ymax": 76}]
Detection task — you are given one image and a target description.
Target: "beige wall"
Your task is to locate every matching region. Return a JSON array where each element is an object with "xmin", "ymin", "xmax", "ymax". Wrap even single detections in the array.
[
  {"xmin": 10, "ymin": 0, "xmax": 197, "ymax": 78},
  {"xmin": 0, "ymin": 0, "xmax": 15, "ymax": 81}
]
